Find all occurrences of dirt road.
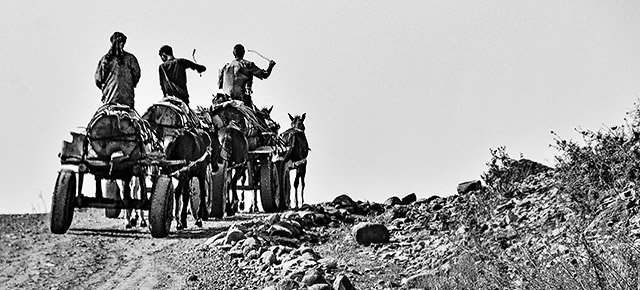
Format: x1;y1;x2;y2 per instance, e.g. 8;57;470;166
0;209;266;290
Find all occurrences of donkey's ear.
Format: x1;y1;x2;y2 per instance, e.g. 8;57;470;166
301;113;306;121
288;113;294;121
268;106;273;113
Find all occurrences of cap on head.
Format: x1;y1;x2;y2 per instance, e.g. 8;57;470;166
110;32;127;44
159;45;173;56
233;44;245;58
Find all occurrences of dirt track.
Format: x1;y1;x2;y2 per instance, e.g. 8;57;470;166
0;209;267;290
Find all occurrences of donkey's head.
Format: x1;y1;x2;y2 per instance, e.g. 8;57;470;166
288;113;306;131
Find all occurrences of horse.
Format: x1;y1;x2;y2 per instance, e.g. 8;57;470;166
280;113;309;209
142;99;218;229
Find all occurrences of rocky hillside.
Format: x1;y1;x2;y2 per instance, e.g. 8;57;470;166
191;150;640;289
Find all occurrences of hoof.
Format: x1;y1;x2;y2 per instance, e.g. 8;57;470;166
140;220;147;228
239;201;245;211
126;223;132;229
195;220;202;227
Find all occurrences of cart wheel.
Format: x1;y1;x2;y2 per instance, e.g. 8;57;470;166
50;169;76;234
105;180;121;218
260;160;279;213
210;161;228;219
149;175;173;238
189;176;200;221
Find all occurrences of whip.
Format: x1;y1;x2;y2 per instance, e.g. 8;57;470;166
247;49;272;63
192;49;201;77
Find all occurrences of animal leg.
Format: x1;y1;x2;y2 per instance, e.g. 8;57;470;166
299;165;307;206
175;181;184;230
137;176;148;227
181;185;189;229
294;172;300;209
195;175;207;227
95;178;103;199
252;188;259;213
239;171;246;211
123;179;137;228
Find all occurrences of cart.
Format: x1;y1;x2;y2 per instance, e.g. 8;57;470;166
209;143;287;217
51;106;187;238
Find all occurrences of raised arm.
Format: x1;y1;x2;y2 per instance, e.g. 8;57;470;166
250;60;276;80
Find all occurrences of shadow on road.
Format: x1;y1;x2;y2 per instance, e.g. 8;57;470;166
66;213;266;240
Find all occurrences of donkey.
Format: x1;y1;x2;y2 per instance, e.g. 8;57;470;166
143;100;218;229
203;103;250;216
165;128;216;229
280;113;309;208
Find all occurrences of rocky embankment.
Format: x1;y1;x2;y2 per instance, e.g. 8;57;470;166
193;158;640;289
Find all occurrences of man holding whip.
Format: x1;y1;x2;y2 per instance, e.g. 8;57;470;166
218;44;276;108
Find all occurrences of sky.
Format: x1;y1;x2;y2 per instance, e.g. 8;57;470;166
1;1;640;214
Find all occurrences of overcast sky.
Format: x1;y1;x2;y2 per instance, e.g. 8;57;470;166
1;1;640;214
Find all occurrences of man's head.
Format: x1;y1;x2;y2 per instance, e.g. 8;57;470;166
233;44;245;59
159;45;174;62
110;32;127;50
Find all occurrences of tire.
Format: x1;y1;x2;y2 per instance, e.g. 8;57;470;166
260;160;278;213
210;161;227;219
50;169;76;234
149;175;173;238
104;180;121;218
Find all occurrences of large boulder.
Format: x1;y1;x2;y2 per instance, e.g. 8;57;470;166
457;180;482;195
401;193;417;205
351;222;390;245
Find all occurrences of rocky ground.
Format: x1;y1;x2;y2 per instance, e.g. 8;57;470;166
3;158;640;289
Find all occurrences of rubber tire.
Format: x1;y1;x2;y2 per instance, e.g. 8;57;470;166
260;160;278;213
210;161;227;219
104;180;121;218
149;175;173;238
50;169;76;234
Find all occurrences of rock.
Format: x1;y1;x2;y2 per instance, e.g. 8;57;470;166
308;284;333;290
276;278;298;290
260;250;277;265
204;232;225;246
401;270;437;288
332;194;356;208
351;222;390;245
401;193;417;205
268;213;281;225
318;258;338;270
333;274;356;290
242;237;261;249
225;228;246;244
270;224;294;238
384;196;402;206
302;268;327;286
457;180;482;194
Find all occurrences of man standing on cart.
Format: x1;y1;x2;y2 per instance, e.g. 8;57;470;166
218;44;276;109
158;45;207;127
94;32;141;108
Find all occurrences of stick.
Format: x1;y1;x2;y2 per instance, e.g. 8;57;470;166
192;49;201;77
